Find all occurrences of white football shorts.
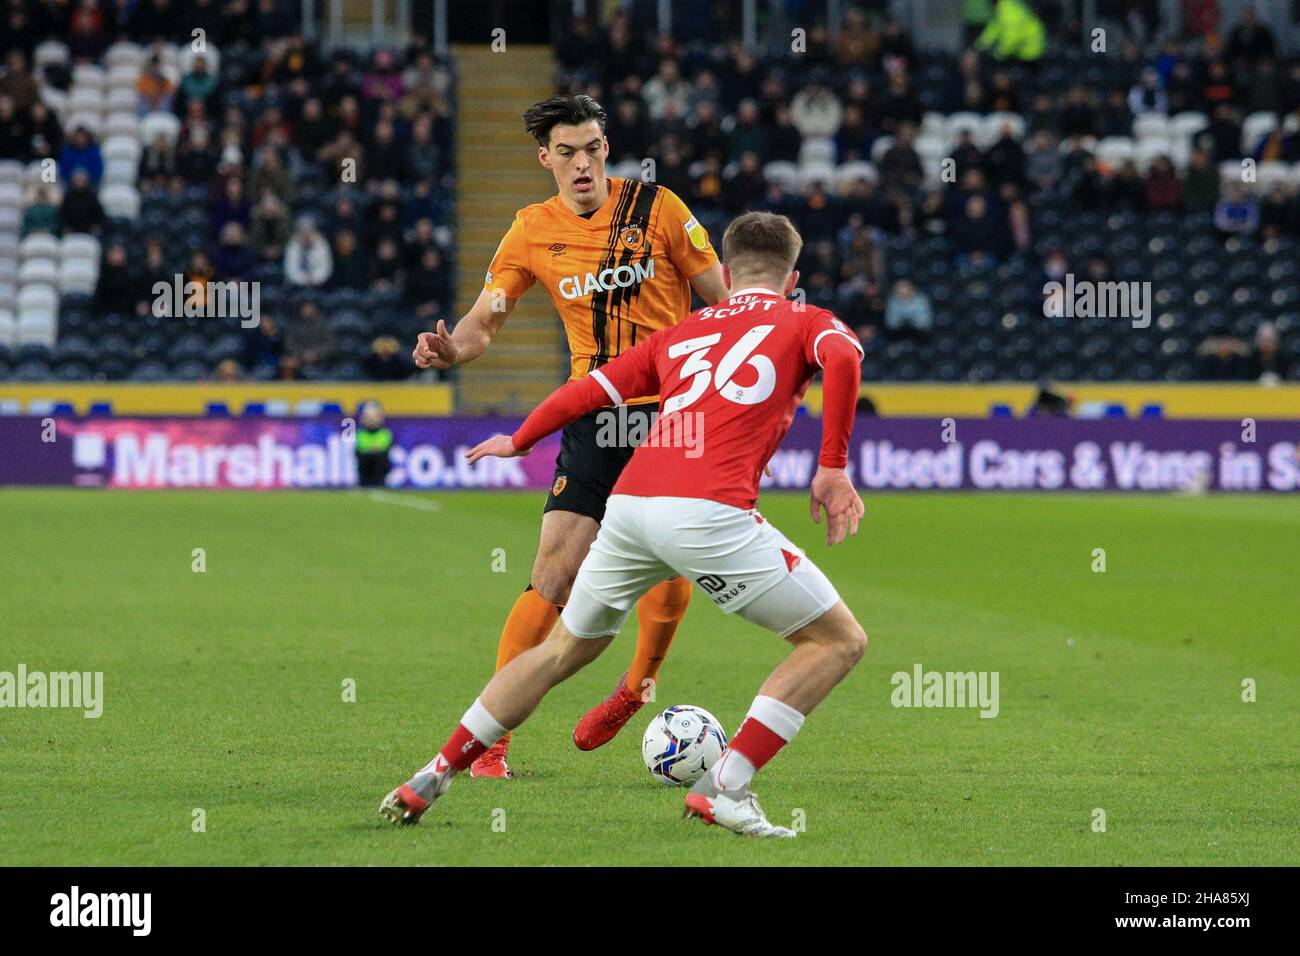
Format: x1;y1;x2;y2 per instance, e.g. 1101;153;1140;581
561;495;841;640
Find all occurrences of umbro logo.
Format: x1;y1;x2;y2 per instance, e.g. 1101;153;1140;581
549;243;567;256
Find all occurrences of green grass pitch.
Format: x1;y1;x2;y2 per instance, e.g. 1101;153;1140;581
1;488;1295;866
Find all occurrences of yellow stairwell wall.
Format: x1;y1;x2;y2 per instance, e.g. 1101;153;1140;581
452;44;565;414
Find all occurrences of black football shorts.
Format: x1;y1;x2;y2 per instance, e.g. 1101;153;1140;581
543;404;656;523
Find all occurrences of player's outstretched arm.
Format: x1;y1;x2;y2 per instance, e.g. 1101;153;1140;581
464;374;612;464
466;335;661;465
413;288;517;369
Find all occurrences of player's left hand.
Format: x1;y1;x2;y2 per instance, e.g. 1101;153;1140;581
465;434;527;464
809;466;864;547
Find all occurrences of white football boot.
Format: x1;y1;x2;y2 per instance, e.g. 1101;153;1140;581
378;769;453;826
683;774;797;838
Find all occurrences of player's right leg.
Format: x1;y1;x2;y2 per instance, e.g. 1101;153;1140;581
380;618;614;824
471;507;597;778
381;497;668;824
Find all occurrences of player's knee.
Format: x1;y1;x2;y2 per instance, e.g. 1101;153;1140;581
531;565;577;606
809;604;867;668
839;619;868;668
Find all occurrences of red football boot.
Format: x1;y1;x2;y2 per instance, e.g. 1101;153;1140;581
573;672;647;751
469;737;514;778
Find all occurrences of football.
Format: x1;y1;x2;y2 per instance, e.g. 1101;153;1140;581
641;705;729;787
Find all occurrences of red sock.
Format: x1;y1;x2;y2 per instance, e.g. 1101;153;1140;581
728;718;788;772
437;723;490;771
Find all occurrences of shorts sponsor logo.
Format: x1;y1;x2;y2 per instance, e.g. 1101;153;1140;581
696;573;727;593
696;573;746;605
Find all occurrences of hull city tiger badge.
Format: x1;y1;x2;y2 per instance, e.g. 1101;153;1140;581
619;224;644;251
552;475;568;496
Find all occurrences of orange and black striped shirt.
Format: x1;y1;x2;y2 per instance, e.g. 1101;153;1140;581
484;177;718;392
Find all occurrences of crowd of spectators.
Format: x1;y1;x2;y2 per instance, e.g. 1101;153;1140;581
1;0;456;381
4;1;1300;383
557;3;1300;381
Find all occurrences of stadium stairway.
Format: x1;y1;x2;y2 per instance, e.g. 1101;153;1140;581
453;44;566;415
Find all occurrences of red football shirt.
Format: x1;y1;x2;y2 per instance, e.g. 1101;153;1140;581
512;288;864;510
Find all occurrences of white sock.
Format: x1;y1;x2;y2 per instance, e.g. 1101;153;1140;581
461;697;509;745
747;695;805;740
709;748;758;790
708;696;806;790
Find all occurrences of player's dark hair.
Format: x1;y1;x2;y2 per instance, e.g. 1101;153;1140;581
722;212;803;279
523;94;607;147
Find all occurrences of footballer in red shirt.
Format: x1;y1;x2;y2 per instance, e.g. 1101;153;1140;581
382;213;868;838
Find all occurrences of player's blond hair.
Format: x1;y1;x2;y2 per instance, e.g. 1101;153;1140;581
722;212;803;283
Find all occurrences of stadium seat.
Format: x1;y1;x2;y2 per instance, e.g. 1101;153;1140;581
982;112;1026;146
105;42;145;70
799;137;836;166
34;40;70;72
17;312;57;348
106;66;141;92
1241;112;1278;155
1135;137;1174;172
797;160;835;190
140;112;182;146
58;260;98;296
100;184;141;220
833;161;877;190
19;259;59;285
63;111;102;137
103;112;140;140
72;64;106;90
1132;115;1170;140
944;112;983;148
1096;136;1136;167
67;87;103;114
61;234;101;264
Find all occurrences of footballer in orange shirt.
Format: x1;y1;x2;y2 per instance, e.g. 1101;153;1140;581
412;94;729;778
